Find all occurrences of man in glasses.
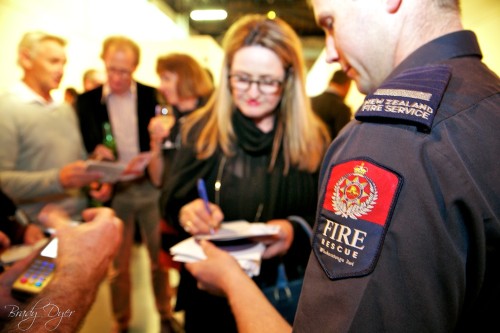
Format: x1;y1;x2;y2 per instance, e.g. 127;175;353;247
76;36;173;333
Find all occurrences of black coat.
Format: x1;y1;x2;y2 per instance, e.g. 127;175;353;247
76;82;158;155
160;110;318;332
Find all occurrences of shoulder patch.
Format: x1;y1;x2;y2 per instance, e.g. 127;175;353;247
355;64;451;132
313;159;403;280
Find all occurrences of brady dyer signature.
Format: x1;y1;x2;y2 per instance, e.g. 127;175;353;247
5;298;75;331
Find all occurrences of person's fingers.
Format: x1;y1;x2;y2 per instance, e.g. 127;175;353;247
179;200;216;234
0;232;10;249
81;207;114;222
199;239;219;254
181;220;196;234
1;250;39;285
262;242;283;259
207;203;224;230
37;204;71;229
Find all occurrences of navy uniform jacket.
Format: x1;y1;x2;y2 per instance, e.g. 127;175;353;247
294;31;500;332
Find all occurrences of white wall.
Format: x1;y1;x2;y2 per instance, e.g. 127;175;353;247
461;0;500;76
0;0;498;106
0;0;223;98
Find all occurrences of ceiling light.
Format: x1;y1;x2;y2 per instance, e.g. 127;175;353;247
190;9;228;21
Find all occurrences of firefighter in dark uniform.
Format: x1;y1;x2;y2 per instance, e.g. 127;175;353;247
183;0;500;332
295;31;500;332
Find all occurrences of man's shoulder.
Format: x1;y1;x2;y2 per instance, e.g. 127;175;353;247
444;57;499;101
0;92;15;111
312;91;344;104
428;56;499;126
0;90;24;107
78;86;103;101
312;92;350;117
136;81;157;96
367;58;497;129
135;82;159;107
136;81;154;89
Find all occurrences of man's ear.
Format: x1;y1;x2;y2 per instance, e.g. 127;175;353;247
18;49;33;70
385;0;402;13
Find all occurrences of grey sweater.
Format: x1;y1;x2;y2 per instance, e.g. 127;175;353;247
0;90;87;221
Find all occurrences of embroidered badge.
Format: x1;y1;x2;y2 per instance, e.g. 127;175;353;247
355;64;451;132
314;159;403;280
330;162;378;221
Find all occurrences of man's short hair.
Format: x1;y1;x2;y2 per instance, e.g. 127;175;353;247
17;31;66;65
100;35;140;66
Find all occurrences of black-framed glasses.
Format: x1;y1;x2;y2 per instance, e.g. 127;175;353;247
228;74;284;94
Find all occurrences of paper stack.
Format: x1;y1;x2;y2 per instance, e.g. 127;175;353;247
170;221;280;277
85;152;152;183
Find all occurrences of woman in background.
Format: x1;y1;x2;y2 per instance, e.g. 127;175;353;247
160;14;330;332
148;53;214;187
147;54;214;332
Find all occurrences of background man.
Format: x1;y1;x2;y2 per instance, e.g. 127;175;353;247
82;68;106;92
311;69;352;140
0;31;104;223
76;35;172;332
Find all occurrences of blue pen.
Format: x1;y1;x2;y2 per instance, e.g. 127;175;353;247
197;178;215;234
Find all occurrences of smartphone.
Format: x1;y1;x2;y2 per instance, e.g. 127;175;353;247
11;237;58;300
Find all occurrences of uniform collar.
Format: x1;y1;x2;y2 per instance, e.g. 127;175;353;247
389;30;482;79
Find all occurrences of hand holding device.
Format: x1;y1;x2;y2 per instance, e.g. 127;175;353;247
11;237;57;300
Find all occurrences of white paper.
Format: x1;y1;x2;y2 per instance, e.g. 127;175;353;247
0;238;49;264
194;220;280;241
170;220;278;277
171;238;265;277
86;160;126;183
85;152;152;183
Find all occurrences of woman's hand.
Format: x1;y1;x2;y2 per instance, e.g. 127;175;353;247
148;115;175;145
178;199;224;235
255;219;294;259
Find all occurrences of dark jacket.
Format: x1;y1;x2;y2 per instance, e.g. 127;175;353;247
0;189;28;245
76;82;158;155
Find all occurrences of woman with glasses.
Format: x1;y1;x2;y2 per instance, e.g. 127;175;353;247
160;14;330;332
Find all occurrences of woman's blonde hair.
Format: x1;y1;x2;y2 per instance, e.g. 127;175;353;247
183;14;330;173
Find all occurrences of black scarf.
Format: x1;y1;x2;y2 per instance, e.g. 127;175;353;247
232;110;275;156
